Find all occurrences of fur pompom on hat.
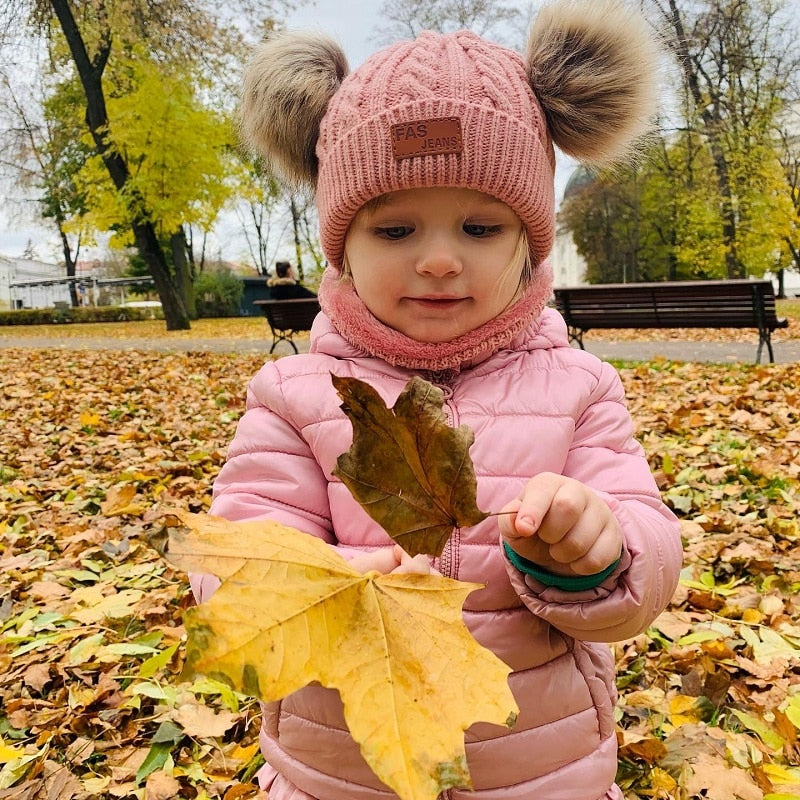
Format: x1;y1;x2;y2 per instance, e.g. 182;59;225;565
240;0;661;271
240;32;348;186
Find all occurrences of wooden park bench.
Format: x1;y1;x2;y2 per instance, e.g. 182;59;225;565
553;279;788;363
254;298;321;354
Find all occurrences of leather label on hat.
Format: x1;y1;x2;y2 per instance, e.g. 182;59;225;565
391;117;463;159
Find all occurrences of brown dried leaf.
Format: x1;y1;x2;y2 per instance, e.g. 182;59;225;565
332;375;488;557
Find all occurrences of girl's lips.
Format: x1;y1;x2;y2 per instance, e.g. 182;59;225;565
407;296;466;309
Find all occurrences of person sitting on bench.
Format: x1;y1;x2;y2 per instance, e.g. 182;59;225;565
267;261;317;300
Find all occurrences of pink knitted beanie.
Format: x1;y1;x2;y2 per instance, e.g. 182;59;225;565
315;30;555;270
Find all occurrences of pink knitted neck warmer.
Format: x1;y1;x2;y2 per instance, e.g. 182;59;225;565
317;262;553;373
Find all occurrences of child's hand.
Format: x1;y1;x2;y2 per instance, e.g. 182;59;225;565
499;473;622;578
350;544;434;575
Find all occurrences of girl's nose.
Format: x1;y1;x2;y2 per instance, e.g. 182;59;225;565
416;238;463;277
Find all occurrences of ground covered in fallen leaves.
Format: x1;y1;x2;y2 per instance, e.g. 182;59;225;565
1;341;799;800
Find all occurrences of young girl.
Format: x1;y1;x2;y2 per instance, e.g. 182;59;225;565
196;2;683;797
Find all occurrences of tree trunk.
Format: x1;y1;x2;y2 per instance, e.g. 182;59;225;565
290;195;304;280
171;229;196;318
713;154;742;279
59;227;80;306
785;238;800;276
775;268;785;299
131;222;189;325
49;0;190;330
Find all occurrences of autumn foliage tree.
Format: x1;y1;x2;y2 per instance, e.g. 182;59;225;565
637;135;726;281
0;0;294;329
72;52;241;319
656;0;799;280
558;165;649;284
49;0;193;328
559;0;800;285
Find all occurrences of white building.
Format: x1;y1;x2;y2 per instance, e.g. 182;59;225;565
551;223;587;287
551;167;591;288
0;254;70;310
767;269;800;297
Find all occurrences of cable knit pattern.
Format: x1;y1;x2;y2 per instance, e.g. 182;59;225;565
316;260;554;372
315;30;556;269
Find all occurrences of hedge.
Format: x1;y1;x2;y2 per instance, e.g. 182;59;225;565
0;306;164;326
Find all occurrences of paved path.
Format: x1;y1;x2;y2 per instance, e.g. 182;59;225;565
0;335;271;354
578;339;800;365
1;333;799;364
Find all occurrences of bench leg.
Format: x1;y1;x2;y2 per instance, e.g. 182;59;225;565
756;330;775;364
567;327;585;349
268;331;299;355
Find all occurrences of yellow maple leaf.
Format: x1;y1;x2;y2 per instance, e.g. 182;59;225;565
650;766;678;792
165;511;518;800
0;737;25;764
79;409;100;428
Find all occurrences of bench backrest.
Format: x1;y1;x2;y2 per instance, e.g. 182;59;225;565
254;298;321;332
554;279;782;330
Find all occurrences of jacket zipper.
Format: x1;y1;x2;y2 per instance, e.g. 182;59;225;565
429;374;458;580
429;377;461;800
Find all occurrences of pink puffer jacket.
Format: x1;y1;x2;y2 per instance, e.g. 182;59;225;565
198;306;682;800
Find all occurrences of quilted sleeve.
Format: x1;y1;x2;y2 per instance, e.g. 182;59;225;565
504;360;683;642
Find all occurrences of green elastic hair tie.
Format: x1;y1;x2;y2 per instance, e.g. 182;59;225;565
503;542;621;592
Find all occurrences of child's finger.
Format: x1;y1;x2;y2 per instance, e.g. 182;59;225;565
513;472;566;538
565;527;623;576
497;497;523;539
349;548;400;574
392;553;432;575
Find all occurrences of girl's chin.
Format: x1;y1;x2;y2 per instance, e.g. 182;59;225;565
394;324;470;343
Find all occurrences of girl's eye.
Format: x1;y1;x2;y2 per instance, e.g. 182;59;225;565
463;223;501;237
376;226;412;240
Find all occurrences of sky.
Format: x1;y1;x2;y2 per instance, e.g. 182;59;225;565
285;0;381;67
0;0;575;263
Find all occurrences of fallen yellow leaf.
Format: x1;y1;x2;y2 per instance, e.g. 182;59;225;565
740;625;800;664
685;751;762;800
70;587;144;624
174;701;240;738
79;409;100;428
741;608;764;624
0;739;25;764
669;694;705;727
650;766;678;792
623;687;667;710
762;762;800;784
